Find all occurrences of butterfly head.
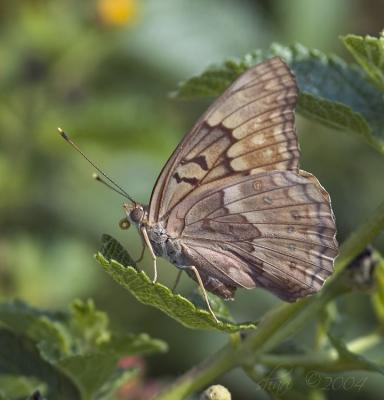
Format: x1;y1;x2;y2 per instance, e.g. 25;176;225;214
120;203;146;229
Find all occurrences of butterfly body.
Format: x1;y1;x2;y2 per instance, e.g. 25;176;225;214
125;203;239;299
121;57;338;308
147;221;239;299
146;221;184;265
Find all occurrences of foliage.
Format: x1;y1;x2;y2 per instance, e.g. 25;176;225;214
0;299;167;399
342;33;384;91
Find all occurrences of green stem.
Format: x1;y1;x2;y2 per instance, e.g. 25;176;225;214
257;332;382;371
347;331;382;353
154;200;384;400
153;344;240;400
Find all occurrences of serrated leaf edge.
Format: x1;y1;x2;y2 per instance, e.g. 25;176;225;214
96;253;257;333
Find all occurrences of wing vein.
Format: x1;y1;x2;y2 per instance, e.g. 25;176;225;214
229;137;297;160
221;86;297;124
215;200;325;215
227;243;314;288
183;234;338;251
242;241;332;270
230;69;295;95
187;182;302;224
231;121;294;147
230;102;296;131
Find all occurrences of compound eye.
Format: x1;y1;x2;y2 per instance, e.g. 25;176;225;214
119;218;131;230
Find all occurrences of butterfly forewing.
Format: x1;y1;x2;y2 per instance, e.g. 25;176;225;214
147;57;338;301
149;57;300;223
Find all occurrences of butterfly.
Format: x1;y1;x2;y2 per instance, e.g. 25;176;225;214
60;57;338;322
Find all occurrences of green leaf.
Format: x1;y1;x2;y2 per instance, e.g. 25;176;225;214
0;300;70;361
96;235;257;333
342;34;384;91
172;43;384;154
0;375;44;400
0;329;81;400
67;299;110;353
0;298;166;399
58;332;165;399
328;333;384;374
56;304;167;400
98;333;168;356
99;234;137;269
57;354;128;400
93;368;138;400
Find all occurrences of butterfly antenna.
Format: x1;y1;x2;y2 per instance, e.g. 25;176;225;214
92;173;132;199
58;127;135;204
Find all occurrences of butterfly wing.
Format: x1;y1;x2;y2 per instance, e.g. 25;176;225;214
148;57;299;224
167;171;338;301
147;57;337;300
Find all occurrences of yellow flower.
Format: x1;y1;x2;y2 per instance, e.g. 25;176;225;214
97;0;138;26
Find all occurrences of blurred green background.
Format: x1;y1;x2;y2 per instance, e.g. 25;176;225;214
1;0;384;398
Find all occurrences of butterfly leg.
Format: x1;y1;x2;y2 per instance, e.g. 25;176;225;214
186;266;219;324
135;234;146;264
171;270;183;293
140;226;158;283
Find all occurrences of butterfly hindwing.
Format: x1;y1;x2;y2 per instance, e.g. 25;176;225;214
168;171;337;300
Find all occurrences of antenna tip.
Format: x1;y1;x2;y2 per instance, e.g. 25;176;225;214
57;127;69;141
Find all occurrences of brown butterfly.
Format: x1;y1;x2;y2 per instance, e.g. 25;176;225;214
60;57;338;322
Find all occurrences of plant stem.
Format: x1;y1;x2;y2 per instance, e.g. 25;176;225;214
154;344;239;400
154;200;384;400
347;331;382;353
257;332;382;371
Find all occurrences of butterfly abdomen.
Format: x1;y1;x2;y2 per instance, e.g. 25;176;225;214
185;268;237;300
